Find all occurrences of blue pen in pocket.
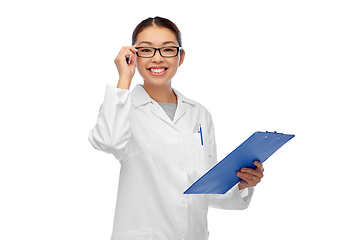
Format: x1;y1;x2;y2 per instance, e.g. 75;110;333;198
198;124;203;146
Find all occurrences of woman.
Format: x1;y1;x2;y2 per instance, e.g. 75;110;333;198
88;16;264;240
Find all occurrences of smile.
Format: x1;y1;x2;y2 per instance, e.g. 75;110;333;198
147;67;168;76
150;68;166;73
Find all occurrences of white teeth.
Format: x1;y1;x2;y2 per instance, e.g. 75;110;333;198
150;68;166;73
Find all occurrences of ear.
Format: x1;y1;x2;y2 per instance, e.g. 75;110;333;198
178;49;185;67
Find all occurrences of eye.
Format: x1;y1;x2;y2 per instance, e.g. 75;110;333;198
139;48;153;53
163;47;176;52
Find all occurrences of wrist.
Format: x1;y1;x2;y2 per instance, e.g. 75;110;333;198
117;78;131;90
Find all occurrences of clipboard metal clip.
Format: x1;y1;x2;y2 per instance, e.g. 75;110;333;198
265;131;283;139
266;131;282;134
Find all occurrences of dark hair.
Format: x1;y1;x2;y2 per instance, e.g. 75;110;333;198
132;16;182;49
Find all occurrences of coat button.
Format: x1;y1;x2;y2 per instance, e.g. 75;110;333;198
179;198;187;205
177;164;185;171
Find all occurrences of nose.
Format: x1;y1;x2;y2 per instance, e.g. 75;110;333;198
151;49;163;62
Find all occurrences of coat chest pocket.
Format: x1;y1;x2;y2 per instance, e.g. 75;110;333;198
192;132;210;173
111;228;153;240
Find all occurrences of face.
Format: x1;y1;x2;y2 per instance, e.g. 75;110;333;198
135;26;185;87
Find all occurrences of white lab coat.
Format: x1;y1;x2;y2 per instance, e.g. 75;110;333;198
88;84;254;240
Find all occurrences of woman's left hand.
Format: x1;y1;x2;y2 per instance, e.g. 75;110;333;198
236;161;264;190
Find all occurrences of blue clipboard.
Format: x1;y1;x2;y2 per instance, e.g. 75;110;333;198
184;131;295;194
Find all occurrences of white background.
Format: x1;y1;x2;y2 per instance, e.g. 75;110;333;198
1;0;359;239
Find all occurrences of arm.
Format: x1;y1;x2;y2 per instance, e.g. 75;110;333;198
88;45;138;161
88;85;131;161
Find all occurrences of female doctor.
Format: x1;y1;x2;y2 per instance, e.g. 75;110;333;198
88;16;264;240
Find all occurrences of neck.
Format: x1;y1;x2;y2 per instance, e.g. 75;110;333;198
142;81;177;104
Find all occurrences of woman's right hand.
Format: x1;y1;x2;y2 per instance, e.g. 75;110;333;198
114;45;138;88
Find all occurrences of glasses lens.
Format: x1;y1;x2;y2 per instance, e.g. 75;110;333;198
160;47;178;57
137;48;154;57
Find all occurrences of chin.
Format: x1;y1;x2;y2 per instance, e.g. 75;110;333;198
140;70;176;87
143;78;173;87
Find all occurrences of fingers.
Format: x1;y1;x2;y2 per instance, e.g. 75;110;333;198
241;163;264;178
127;44;138;64
130;44;138;52
254;160;264;173
114;45;139;79
114;44;138;65
236;171;261;185
236;161;264;186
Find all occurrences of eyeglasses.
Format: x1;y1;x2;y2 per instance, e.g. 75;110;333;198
135;46;182;58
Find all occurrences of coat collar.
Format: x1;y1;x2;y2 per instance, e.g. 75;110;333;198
131;84;195;107
131;84;154;108
131;84;195;125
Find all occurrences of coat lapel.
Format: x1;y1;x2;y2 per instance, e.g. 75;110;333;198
131;84;195;127
173;100;185;124
173;88;195;124
151;102;175;126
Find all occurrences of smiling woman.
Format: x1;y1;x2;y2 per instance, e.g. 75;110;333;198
88;16;259;240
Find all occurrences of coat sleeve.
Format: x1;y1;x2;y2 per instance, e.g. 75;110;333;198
88;84;131;161
207;114;254;210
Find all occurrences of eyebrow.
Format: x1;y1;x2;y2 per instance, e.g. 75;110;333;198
138;41;177;46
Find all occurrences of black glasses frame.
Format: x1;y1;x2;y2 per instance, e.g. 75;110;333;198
135;46;183;58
